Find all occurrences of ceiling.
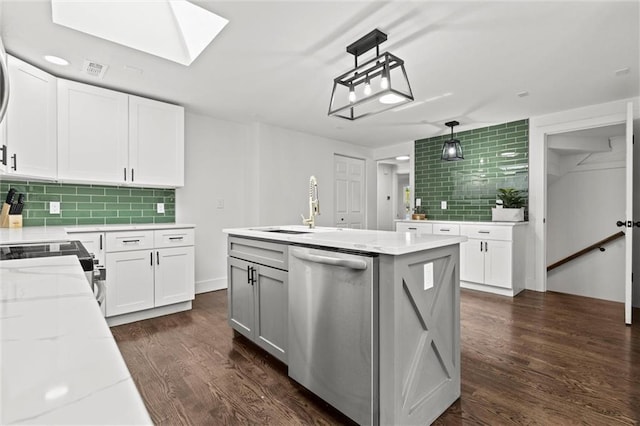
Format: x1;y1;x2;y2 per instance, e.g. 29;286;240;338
1;1;638;148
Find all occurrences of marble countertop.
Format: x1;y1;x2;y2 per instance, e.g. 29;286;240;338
0;223;195;244
0;255;151;425
223;225;466;255
395;219;528;226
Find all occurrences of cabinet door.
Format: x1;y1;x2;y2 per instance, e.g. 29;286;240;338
460;239;485;283
105;250;154;317
73;232;106;265
129;95;184;187
255;264;288;363
228;256;254;339
58;79;128;184
154;246;194;307
484;240;513;288
5;55;57;179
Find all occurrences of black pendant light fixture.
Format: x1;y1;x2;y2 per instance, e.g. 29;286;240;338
328;29;414;120
441;120;464;161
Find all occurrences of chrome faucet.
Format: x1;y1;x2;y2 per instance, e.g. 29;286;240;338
301;175;320;228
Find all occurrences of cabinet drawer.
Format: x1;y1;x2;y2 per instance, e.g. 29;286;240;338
432;223;460;235
154;228;194;248
396;222;433;234
461;224;512;241
106;230;154;252
228;236;288;271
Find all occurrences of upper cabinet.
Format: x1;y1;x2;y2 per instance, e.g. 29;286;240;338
57;79;184;187
1;55;57;180
57;79;129;184
129;95;184;187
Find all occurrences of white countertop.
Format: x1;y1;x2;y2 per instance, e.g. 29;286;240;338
0;256;151;425
395;219;528;226
223;225;466;255
0;223;195;244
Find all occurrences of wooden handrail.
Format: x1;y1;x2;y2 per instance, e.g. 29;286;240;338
547;231;625;272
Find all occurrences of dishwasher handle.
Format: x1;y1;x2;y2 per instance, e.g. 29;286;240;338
291;250;368;270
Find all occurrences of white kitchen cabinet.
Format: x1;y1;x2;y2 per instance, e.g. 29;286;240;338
57;79;129;184
106;250;155;316
103;228;195;319
459;223;525;296
73;231;106;265
154;246;194;307
2;55;57;179
129;95;184;187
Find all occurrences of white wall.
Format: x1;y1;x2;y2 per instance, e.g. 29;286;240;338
253;123;376;228
177;116;376;293
176;112;255;293
547;166;625;302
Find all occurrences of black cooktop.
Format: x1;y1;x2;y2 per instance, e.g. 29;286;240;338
0;240;94;271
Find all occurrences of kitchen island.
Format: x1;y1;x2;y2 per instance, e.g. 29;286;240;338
224;225;466;425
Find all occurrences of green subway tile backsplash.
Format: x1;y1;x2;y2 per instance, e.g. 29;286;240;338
414;119;528;221
0;179;175;227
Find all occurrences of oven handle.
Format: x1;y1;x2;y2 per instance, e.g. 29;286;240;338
291;250;367;270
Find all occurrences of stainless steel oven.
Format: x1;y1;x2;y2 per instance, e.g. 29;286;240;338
0;240;106;313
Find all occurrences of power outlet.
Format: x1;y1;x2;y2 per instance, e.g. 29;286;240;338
441;201;447;210
49;201;60;214
157;203;165;214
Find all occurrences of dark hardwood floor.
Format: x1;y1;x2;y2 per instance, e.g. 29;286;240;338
112;289;640;425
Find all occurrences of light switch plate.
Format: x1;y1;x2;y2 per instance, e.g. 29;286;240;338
423;262;434;290
157;203;165;214
441;201;447;209
49;201;60;214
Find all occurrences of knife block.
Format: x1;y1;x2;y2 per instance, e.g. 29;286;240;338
0;203;21;228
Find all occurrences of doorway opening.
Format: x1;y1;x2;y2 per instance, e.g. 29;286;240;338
545;124;626;303
376;156;410;231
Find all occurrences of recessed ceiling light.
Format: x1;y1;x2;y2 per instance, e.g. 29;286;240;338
395;155;410;161
516;91;529;98
44;55;69;66
379;94;406;104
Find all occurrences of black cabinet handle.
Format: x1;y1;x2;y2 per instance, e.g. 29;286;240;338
11;153;16;171
247;265;252;284
99;234;103;250
478;230;490;234
132;168;135;182
150;252;153;266
251;266;257;285
122;239;140;243
169;236;184;240
480;241;483;252
0;145;6;166
485;242;488;252
156;251;159;265
408;227;417;230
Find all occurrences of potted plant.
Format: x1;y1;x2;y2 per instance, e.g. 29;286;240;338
492;188;526;222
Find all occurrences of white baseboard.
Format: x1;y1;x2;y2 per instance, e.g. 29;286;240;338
106;301;192;327
196;277;227;294
461;281;523;297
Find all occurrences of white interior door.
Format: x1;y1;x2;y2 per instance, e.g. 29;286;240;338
334;155;365;228
625;101;633;325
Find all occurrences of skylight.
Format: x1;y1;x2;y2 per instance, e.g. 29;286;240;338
51;0;228;66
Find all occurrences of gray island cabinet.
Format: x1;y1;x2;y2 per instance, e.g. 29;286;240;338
224;226;466;425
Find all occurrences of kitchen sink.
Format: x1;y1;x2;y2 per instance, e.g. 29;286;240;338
261;229;311;234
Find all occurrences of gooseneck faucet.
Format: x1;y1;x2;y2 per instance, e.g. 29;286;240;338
301;175;320;228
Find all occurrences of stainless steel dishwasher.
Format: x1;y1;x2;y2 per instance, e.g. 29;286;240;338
288;245;378;426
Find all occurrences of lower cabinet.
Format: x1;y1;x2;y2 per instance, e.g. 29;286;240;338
155;246;195;307
228;238;288;363
106;250;155;316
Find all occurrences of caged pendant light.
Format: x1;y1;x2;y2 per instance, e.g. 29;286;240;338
328;29;414;120
441;120;464;161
